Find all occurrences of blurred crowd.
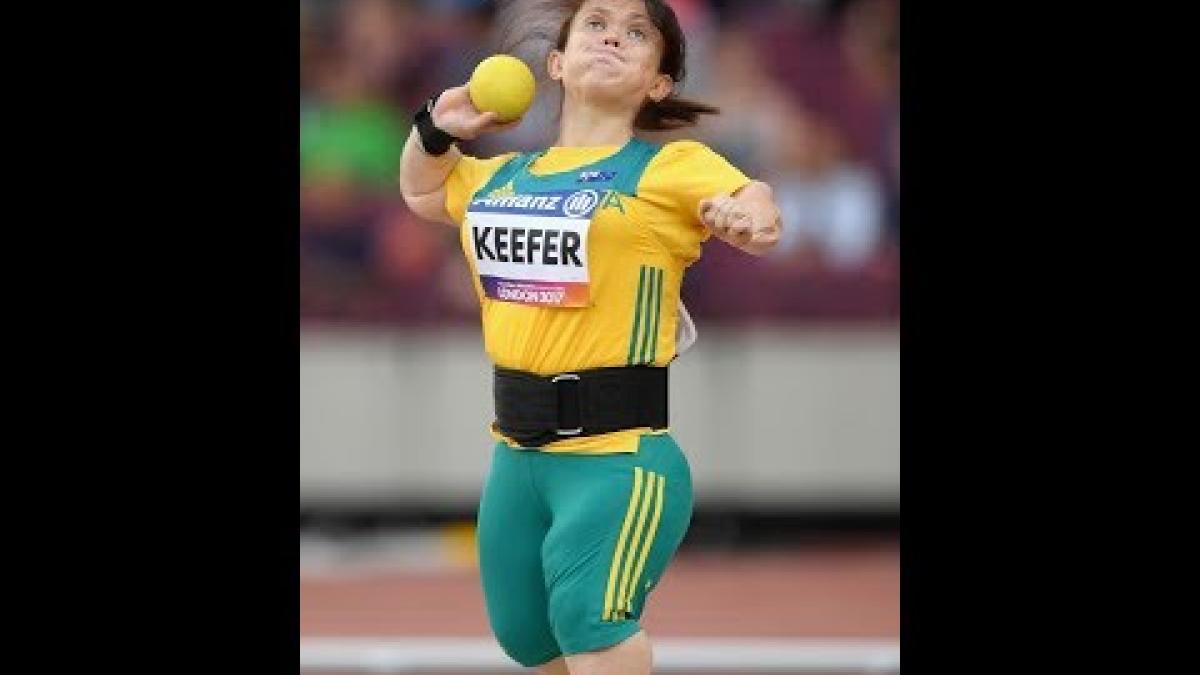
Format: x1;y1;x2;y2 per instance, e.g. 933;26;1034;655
300;0;900;324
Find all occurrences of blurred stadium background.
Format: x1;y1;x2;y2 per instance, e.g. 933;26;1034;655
299;0;899;671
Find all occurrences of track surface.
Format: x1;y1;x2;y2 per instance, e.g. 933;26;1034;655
301;541;899;638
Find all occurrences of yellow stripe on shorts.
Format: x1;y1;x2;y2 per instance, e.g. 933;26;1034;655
624;473;666;615
615;470;658;619
603;467;645;622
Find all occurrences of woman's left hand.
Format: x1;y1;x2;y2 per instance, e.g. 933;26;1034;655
699;194;756;246
698;182;781;256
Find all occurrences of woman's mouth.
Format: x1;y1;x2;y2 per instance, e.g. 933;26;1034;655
589;50;624;65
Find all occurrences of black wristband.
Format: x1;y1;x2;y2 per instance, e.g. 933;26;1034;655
413;93;459;156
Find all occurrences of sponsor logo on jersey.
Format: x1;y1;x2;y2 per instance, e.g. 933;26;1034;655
471;193;564;211
577;170;617;183
563;189;601;219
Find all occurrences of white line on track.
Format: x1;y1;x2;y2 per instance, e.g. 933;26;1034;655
300;637;900;672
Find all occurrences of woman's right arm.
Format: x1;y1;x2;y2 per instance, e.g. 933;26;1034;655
399;84;518;228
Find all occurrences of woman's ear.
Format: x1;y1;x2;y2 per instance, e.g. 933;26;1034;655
547;49;564;81
648;74;673;103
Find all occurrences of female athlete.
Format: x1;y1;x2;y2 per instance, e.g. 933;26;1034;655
399;1;782;673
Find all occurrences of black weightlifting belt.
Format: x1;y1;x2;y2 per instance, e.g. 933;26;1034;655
493;366;668;448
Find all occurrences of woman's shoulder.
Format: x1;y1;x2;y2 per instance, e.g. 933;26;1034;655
641;139;736;180
644;138;734;170
455;150;524;178
652;138;718;158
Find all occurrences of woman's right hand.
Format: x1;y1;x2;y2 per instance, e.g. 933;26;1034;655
431;84;521;141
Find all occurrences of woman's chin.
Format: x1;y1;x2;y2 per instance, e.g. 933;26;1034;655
574;75;637;103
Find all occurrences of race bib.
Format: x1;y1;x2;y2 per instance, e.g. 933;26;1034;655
466;188;603;308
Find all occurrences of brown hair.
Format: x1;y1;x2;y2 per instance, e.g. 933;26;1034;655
499;0;719;131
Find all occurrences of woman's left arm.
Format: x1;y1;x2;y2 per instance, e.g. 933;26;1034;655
698;180;783;257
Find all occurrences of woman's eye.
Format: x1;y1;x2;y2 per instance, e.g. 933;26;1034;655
628;27;647;41
586;19;604;30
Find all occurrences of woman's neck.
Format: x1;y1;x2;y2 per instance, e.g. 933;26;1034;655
554;90;637;148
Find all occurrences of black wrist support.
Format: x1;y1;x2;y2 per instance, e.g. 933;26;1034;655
413;93;459;156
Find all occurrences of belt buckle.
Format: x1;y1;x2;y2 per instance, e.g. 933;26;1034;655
551;373;582;436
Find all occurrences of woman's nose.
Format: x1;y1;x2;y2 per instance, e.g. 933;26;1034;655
603;35;621;48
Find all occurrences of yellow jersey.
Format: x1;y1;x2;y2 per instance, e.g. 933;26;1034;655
445;138;750;453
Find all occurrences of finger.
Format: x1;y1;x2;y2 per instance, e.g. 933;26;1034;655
466;111;503;135
712;200;736;230
751;225;779;245
435;85;470;113
715;204;734;227
490;117;523;133
729;214;748;241
709;209;727;233
715;201;736;231
699;194;730;224
724;210;752;240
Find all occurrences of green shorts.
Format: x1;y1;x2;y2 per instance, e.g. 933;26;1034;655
476;433;694;667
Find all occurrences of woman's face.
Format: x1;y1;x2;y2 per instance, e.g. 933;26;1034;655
549;0;673;109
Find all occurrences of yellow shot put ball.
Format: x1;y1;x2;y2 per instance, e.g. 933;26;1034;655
468;55;536;123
